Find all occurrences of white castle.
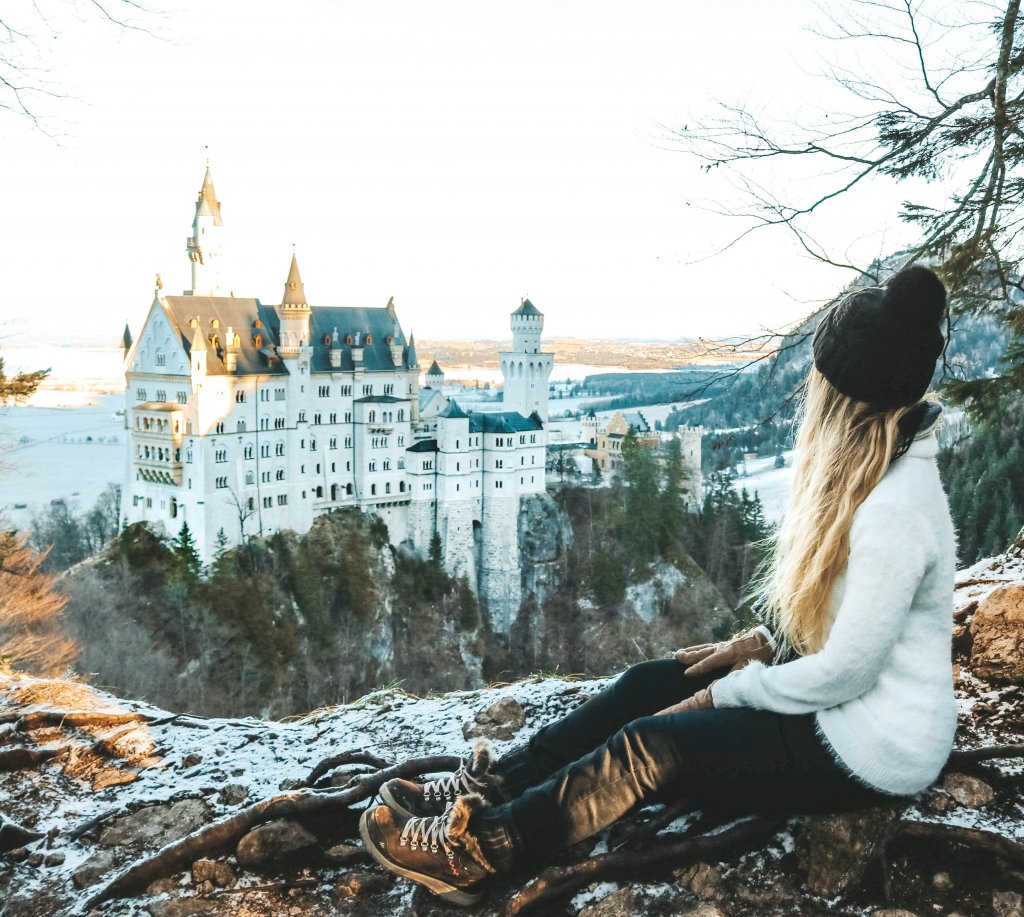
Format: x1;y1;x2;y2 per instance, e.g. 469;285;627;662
122;168;554;632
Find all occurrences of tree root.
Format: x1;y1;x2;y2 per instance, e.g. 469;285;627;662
890;820;1024;866
0;745;60;772
503;815;786;917
81;753;461;910
946;743;1024;766
304;750;392;787
13;710;151;733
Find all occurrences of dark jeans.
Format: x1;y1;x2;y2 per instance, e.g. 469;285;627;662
477;659;895;864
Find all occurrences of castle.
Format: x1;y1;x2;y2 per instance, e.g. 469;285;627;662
122;168;554;632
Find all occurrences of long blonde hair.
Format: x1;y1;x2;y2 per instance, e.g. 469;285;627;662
744;366;941;657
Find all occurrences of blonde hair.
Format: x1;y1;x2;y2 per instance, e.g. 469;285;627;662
744;366;941;657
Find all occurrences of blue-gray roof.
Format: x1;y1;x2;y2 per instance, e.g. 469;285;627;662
407;438;438;453
438;399;469;419
513;298;541;317
469;411;543;434
355;394;405;404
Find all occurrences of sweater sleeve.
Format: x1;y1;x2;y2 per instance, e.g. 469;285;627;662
712;502;934;714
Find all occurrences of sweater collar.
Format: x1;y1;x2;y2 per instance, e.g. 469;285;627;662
899;401;942;460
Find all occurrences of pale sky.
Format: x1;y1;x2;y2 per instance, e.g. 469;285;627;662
2;0;949;345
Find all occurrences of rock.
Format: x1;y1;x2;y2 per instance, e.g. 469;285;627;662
970;584;1024;683
334;870;392;897
99;798;212;849
43;852;65;866
462;696;526;741
323;843;365;866
192;857;235;887
147;899;217;917
994;890;1024;917
681;907;728;917
181;753;203;769
675;862;720;898
6;847;29;863
217;784;249;807
578;888;635;917
27;852;44;866
0;817;43;852
235;819;317;868
73;849;118;888
932;871;953;890
942;773;995;807
146;877;179;896
796;807;899;896
871;911;921;916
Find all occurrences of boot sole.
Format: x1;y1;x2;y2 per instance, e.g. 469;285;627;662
358;808;485;907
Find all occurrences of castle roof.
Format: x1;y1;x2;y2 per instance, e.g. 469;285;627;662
469;411;543;434
513;298;541;317
438;399;469;419
407;333;418;367
195;167;223;226
354;394;405;404
426;360;443;376
407;438;438;453
281;253;308;309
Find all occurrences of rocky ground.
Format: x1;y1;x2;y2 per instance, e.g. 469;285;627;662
1;541;1022;917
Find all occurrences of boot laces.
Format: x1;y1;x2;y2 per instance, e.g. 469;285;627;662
421;761;485;804
399;803;457;859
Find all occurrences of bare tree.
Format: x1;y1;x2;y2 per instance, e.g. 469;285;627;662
677;0;1024;420
0;1;156;126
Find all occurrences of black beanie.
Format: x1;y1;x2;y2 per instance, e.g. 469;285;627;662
811;264;947;410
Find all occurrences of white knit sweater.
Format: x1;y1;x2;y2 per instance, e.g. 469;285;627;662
712;425;958;796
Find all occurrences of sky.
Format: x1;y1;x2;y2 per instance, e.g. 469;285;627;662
1;0;951;346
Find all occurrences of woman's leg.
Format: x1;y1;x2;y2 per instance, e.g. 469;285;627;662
477;707;892;867
493;658;718;798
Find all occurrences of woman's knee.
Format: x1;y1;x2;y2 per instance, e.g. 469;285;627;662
612;658;681;699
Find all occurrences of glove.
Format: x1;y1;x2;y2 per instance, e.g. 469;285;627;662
674;627;774;678
656;682;716;716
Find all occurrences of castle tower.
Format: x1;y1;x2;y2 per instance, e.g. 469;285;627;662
499;298;554;421
185;166;225;296
276;252;312;360
424;359;444;389
407;333;421;422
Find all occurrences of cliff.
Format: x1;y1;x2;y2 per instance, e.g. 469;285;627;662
2;534;1022;917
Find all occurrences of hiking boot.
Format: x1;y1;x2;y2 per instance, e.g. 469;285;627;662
380;740;506;819
359;793;496;906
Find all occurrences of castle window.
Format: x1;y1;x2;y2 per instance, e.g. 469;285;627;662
310;439;317;451
399;480;405;493
215;421;225;434
520;435;525;444
156;389;167;402
244;445;254;460
329;413;337;424
456;461;460;471
456;483;460;492
263;496;273;508
370;484;377;495
277;494;287;506
215;449;227;463
247;497;255;511
276;469;285;480
245;471;254;485
329;437;337;450
368;411;376;423
423;460;433;471
495;480;503;489
314;413;322;424
136;388;147;401
363;384;372;396
344;436;352;448
397;435;404;446
186;449;193;463
340;385;352;396
495;459;503;469
276;442;285;456
397;409;404;422
384;384;394;395
235;390;246;403
385;482;391;494
346;483;353;495
262;471;271;483
177;391;188;405
260;389;270;402
236;420;245;432
318;385;330;397
156;351;166;367
384;460;391;471
215;476;228;489
260;418;269;431
316;486;323;498
344;411;352;422
298;410;306;422
261;444;270;458
274;417;285;429
369;461;377;472
275;388;286;400
530;434;536;443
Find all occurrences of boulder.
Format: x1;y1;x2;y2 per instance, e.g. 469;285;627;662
192;857;235;887
235;819;317;868
993;890;1023;917
796;807;899;896
99;798;211;849
72;849;118;889
941;773;995;808
969;584;1024;683
578;888;636;917
675;862;721;898
216;784;249;807
463;696;526;741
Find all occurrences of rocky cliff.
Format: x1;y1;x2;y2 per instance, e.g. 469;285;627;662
2;534;1022;917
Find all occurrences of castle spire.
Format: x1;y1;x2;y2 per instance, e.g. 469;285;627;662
281;251;308;309
196;166;223;225
186;165;225;295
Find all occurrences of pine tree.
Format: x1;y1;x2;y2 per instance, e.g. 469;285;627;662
173;522;202;579
620;428;660;567
213;528;230;560
658;437;688;554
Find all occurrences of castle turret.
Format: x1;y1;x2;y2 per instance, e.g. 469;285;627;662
276;252;312;360
425;359;444;389
407;333;420;422
190;321;207;378
500;298;554;421
185;166;225;296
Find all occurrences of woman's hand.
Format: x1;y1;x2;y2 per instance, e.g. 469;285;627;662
674;628;773;677
656;682;716;716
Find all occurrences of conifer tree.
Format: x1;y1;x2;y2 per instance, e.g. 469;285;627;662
173;522;202;579
658;437;688;554
620;428;660;567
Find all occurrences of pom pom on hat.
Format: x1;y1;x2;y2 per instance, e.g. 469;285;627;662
812;264;947;410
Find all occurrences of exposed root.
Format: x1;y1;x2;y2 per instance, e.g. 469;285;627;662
503;815;786;916
946;743;1024;766
0;745;61;771
14;710;151;732
81;754;461;910
304;749;392;787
